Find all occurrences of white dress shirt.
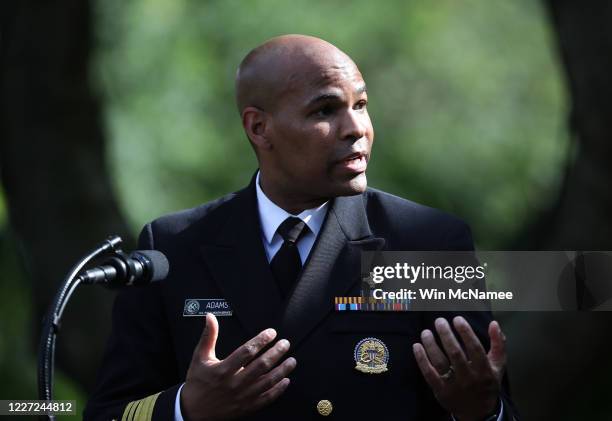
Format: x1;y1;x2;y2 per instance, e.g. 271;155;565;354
254;171;328;264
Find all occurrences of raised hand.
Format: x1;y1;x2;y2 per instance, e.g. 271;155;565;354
181;313;296;420
413;316;506;421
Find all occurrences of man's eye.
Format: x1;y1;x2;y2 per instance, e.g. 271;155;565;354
354;100;368;110
314;106;335;118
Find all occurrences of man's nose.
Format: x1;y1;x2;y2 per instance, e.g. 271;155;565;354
341;109;367;141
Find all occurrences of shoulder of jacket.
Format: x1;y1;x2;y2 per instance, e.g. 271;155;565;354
363;187;468;228
145;189;240;236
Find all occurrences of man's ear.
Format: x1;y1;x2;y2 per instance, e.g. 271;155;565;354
242;106;272;151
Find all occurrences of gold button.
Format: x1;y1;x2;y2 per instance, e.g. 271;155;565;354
317;400;333;416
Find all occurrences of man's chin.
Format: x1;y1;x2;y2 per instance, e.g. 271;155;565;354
334;172;368;197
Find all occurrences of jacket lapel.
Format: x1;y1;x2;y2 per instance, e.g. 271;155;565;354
280;194;385;347
200;175;282;337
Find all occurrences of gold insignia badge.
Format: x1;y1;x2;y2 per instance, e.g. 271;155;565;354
354;337;389;374
316;400;333;416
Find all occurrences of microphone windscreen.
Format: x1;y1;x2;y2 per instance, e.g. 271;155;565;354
131;250;170;282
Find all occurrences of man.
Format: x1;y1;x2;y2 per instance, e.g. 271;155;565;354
85;35;518;420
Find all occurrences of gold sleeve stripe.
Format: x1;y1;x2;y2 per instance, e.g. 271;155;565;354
133;398;148;420
121;400;138;421
145;392;160;419
134;392;155;420
121;392;161;421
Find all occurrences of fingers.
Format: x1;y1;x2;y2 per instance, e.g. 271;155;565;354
248;356;297;397
434;318;470;375
193;313;219;363
251;378;291;411
420;329;449;374
222;328;278;374
452;316;488;370
487;320;507;371
238;338;292;383
412;343;444;391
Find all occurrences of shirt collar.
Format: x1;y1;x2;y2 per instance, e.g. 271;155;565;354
255;171;329;244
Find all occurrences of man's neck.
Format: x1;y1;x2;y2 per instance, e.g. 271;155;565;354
258;172;327;214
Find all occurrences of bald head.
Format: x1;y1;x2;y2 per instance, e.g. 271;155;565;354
235;35;359;113
235;35;373;213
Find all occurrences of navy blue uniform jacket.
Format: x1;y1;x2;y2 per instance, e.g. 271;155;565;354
85;176;518;420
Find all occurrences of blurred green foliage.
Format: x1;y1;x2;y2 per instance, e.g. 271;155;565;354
0;0;566;417
93;0;566;248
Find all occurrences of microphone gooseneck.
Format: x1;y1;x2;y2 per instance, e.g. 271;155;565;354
37;236;169;420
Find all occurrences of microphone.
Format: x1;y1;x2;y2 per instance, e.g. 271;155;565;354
78;250;169;287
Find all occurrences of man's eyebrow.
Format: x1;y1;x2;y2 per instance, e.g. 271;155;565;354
306;84;368;108
306;93;341;107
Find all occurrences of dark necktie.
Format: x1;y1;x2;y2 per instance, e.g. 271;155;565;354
270;216;310;298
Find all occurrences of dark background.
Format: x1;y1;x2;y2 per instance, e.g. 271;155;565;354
2;0;612;419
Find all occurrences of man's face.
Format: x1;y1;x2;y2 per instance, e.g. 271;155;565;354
265;57;374;201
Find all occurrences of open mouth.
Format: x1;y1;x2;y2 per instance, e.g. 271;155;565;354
338;152;368;173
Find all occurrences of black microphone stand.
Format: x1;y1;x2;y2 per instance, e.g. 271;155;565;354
37;236;123;421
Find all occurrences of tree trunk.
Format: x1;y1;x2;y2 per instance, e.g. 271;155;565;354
537;1;612;251
0;0;133;392
509;1;612;419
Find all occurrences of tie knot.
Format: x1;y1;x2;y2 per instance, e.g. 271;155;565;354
277;216;309;243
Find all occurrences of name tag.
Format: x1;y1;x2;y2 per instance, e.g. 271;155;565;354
183;298;233;317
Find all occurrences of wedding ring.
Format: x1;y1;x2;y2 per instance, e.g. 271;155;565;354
440;366;454;381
